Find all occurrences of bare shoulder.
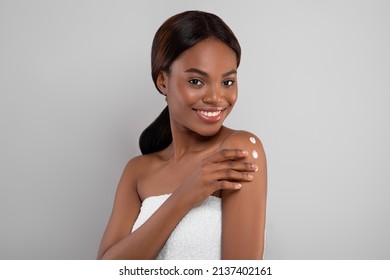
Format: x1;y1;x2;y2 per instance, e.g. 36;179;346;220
220;129;267;197
124;152;161;178
122;151;168;198
221;129;266;161
121;155;142;182
117;154;150;194
220;129;267;259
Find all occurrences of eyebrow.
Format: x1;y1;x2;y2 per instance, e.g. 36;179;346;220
184;68;237;78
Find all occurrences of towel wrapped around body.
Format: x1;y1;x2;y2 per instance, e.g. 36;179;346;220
131;194;222;260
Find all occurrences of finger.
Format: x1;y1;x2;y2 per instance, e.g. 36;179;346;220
215;180;243;190
211;169;254;182
205;149;249;163
217;161;258;172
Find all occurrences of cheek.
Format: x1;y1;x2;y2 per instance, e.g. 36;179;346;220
170;80;202;104
227;88;238;105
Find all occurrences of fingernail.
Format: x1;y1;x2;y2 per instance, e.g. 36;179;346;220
252;164;259;171
247;174;254;180
241;150;248;156
235;183;242;188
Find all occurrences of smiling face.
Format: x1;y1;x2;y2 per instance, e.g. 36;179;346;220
157;38;238;137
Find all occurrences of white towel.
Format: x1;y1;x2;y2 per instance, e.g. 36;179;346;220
131;194;222;260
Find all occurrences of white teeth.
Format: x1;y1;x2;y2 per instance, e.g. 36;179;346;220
198;110;221;117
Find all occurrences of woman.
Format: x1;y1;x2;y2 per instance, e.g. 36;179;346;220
97;10;267;260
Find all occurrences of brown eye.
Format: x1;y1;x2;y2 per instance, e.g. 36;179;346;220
223;80;235;86
189;79;203;86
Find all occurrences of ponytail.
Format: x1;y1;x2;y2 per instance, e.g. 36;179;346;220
139;106;172;155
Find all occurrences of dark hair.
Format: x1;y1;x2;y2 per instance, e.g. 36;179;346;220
139;10;241;155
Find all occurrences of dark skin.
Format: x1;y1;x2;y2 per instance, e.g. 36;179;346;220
97;39;267;259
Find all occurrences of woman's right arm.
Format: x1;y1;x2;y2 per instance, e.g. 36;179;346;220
97;149;256;259
97;157;191;260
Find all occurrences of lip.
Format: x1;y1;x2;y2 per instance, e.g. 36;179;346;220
193;107;227;123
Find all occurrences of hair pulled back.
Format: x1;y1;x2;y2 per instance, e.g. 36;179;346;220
139;10;241;155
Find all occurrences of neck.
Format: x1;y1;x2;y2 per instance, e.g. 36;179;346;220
167;125;224;161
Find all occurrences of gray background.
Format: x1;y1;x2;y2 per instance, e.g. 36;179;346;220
1;0;389;259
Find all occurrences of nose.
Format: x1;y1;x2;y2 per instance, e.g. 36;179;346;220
202;84;223;105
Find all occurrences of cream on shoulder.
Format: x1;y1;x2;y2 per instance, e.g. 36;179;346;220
248;136;259;159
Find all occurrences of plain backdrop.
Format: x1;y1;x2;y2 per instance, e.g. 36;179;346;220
1;0;389;259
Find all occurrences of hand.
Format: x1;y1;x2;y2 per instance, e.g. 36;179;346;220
175;149;258;208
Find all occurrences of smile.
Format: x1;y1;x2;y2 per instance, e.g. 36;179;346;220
198;110;222;117
193;108;226;122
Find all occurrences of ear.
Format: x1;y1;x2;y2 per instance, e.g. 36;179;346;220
156;71;168;95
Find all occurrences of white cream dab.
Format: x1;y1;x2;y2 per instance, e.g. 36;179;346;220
252;150;258;159
249;136;256;144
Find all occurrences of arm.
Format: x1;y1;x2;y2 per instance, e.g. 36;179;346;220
97;157;190;260
221;131;267;259
97;149;256;260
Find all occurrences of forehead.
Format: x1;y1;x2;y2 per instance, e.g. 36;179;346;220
170;39;237;74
